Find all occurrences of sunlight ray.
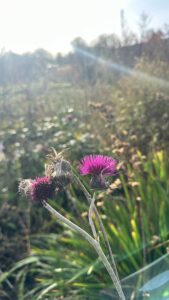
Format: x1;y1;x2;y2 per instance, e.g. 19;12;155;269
74;46;169;89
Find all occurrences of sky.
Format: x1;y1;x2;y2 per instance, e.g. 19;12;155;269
0;0;169;54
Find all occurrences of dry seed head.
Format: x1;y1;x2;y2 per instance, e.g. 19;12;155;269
45;163;55;178
46;147;72;188
46;147;64;163
52;159;72;189
18;179;33;198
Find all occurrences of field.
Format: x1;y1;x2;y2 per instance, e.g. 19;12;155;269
0;41;169;299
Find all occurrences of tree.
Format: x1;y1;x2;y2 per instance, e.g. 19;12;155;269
120;9;138;46
138;12;152;42
71;37;87;50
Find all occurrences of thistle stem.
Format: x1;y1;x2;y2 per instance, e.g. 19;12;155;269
73;174;120;281
88;192;98;240
42;200;125;300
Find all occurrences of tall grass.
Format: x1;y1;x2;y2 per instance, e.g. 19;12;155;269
1;151;169;299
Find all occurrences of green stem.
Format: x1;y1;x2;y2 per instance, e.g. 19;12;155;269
42;200;125;300
73;174;120;281
89;192;98;240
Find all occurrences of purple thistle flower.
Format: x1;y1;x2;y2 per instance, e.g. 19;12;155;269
79;155;118;190
31;176;55;202
79;155;118;176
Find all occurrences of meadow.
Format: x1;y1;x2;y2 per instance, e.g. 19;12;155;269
0;38;169;299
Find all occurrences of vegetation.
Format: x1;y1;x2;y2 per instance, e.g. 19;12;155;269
0;21;169;299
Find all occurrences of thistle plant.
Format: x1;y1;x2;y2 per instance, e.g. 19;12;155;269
19;148;126;300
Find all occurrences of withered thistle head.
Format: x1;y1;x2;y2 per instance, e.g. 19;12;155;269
19;148;72;203
46;148;64;164
19;179;33;199
46;148;72;189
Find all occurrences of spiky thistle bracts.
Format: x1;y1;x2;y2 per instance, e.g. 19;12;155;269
31;176;55;202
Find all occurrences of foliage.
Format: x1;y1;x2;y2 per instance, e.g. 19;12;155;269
0;151;169;299
1;27;169;299
0;107;101;270
87;57;169;154
115;58;169;153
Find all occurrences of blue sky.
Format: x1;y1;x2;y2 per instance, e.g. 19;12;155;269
127;0;169;29
0;0;168;54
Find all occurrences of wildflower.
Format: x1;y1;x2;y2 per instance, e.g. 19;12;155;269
79;155;118;189
31;176;55;202
19;176;55;202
